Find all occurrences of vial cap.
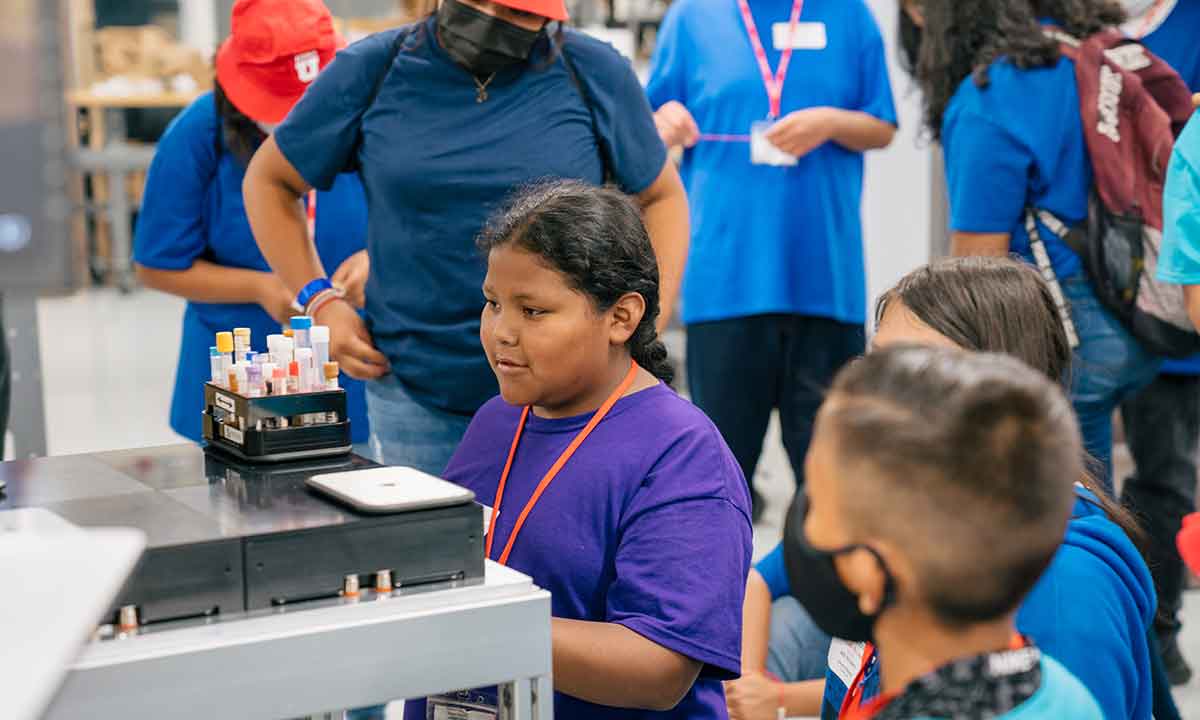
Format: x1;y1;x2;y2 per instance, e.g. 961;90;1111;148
290;316;313;330
215;332;234;353
289;361;300;375
324;361;339;378
233;327;251;338
210;346;220;357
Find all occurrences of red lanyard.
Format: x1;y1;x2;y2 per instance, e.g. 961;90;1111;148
841;635;1029;720
485;360;640;566
736;0;804;119
306;190;317;240
838;642;877;719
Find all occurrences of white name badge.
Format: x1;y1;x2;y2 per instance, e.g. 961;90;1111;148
774;21;827;50
828;638;868;689
750;120;798;167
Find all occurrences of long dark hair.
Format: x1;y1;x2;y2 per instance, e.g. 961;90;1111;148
899;0;1125;138
477;180;674;385
212;78;266;167
877;256;1148;552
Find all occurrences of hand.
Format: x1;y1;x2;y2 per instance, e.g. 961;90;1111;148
654;101;701;149
765;107;838;159
313;297;390;380
1193;92;1199;109
724;672;781;720
331;250;370;309
257;273;300;325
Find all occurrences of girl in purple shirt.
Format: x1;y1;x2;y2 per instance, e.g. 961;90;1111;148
419;180;753;719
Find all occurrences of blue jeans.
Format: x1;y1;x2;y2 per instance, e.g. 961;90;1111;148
366;375;474;476
767;597;833;682
1063;277;1161;490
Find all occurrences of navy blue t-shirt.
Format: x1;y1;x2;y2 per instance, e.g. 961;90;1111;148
274;20;667;415
646;0;897;325
1138;0;1200;375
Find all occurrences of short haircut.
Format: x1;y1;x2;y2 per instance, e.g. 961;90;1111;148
824;345;1081;625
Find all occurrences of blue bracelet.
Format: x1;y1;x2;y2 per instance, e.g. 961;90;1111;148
296;277;334;310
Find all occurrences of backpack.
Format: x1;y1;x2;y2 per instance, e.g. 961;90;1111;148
1029;28;1198;357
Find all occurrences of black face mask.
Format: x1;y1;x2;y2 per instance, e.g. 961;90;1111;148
437;0;543;77
782;491;895;643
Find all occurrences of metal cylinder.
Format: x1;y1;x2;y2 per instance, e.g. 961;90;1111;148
374;569;393;594
117;605;138;631
343;574;360;597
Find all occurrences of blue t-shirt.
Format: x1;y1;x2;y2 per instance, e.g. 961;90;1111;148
274;21;667;416
754;541;789;600
820;489;1155;720
1159;113;1200;286
943;56;1090;280
134;93;370;443
1140;1;1200;374
645;0;897;326
433;383;753;719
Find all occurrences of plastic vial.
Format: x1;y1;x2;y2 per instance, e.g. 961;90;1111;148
246;365;263;398
311;325;330;372
215;331;234;378
295;348;314;393
287;361;300;395
209;346;223;386
290;316;312;350
233;327;251;359
272;367;288;396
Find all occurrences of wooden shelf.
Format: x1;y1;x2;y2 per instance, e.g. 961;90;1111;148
65;89;200;109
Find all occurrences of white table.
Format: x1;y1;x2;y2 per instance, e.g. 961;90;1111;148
45;561;554;720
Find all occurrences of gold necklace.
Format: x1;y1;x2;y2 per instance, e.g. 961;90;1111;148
474;73;497;103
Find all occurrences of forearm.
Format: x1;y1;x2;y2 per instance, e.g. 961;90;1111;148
639;164;689;332
135;260;267;305
741;571;773;672
552;618;701;711
1185;285;1200;331
824;109;896;152
243;136;327;296
783;679;825;716
951;231;1011;257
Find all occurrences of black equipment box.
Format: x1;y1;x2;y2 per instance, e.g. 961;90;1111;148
0;445;485;627
202;382;351;462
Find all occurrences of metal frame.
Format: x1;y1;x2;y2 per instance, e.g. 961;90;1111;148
46;562;553;720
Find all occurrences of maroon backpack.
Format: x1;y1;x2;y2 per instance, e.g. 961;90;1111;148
1028;28;1197;357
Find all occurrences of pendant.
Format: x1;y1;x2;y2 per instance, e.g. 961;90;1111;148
476;87;488;103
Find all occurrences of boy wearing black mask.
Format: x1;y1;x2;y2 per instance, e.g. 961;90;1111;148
788;346;1101;719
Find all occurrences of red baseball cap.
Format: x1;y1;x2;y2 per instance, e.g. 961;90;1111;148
492;0;569;23
215;0;343;124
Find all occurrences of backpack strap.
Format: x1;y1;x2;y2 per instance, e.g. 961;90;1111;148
558;36;617;185
1025;207;1082;350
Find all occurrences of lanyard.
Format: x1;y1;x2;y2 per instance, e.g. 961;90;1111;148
485;360;640;566
840;635;1029;720
838;642;877;719
736;0;804;119
305;190;317;240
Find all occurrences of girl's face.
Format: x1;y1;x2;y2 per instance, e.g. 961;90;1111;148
871;300;960;352
481;244;638;418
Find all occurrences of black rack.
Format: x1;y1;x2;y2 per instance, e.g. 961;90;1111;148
202;382;351;462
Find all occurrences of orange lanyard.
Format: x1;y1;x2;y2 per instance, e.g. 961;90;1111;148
485;360;639;566
838;642;877;719
306;190;317;240
841;635;1029;720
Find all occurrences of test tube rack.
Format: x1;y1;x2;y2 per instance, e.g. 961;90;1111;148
202;382;351;463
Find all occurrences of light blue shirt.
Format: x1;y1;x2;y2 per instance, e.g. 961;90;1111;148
1158;112;1200;286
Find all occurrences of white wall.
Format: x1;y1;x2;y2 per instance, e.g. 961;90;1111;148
861;0;933;324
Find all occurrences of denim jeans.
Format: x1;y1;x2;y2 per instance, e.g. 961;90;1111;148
366;374;474;476
1062;277;1161;490
767;596;833;682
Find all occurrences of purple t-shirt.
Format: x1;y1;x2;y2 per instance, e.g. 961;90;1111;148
428;382;752;719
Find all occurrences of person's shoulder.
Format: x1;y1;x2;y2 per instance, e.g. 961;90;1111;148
1016;655;1103;719
336;24;421;63
561;28;640;82
167;91;218;135
1175;113;1200;168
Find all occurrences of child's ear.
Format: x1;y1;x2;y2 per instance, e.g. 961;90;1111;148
608;292;646;346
